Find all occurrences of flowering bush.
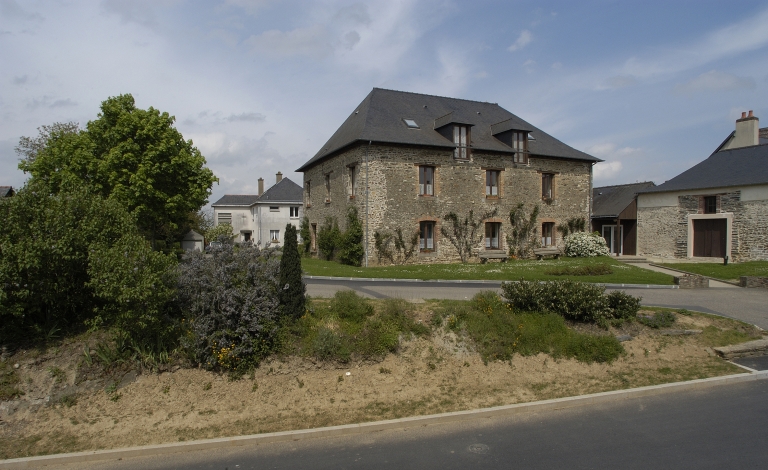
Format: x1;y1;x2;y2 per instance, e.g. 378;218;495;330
176;240;281;372
564;231;610;257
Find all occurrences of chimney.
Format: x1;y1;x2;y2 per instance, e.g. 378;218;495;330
276;171;283;183
732;110;759;148
258;178;264;196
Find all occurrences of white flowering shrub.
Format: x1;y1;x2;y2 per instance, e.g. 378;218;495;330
564;231;610;257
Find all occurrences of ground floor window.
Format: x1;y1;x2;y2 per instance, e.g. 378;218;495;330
242;231;252;242
485;222;501;249
541;222;554;246
270;230;280;243
420;221;435;252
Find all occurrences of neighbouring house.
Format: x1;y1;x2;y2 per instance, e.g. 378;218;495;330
592;182;655;256
637;110;768;262
297;88;600;265
181;230;204;251
211;173;303;246
0;186;14;197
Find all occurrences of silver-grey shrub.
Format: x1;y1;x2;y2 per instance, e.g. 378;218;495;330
176;240;281;371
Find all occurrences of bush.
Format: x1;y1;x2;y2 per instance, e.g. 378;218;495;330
299;216;312;255
279;224;306;320
176;240;281;372
545;264;613;276
339;207;364;266
637;311;676;329
317;217;341;261
444;292;623;364
564;232;610;257
329;290;374;323
501;280;642;326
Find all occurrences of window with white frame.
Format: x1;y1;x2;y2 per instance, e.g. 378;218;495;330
512;131;528;164
419;166;434;196
453;125;470;159
217;212;232;225
541;222;554;247
420;221;435;252
290;206;299;218
270;230;280;243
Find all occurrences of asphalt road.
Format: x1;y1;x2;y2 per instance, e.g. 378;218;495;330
305;278;768;329
49;378;768;470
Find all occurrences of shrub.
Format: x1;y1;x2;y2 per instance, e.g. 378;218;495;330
501;280;642;326
545;264;613;276
176;240;281;372
205;224;234;243
506;203;539;259
278;224;306;320
329;290;374;323
339;207;365;266
637;311;676;329
299;216;312;255
317;217;341;261
564;232;610;257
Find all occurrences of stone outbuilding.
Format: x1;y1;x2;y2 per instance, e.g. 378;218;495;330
637;111;768;262
181;230;204;251
592;182;655;256
211;173;303;246
297;88;600;265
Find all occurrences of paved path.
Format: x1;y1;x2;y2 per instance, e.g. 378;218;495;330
46;378;768;470
630;262;737;288
305;278;768;329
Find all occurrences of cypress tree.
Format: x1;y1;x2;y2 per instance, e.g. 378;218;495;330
279;223;306;320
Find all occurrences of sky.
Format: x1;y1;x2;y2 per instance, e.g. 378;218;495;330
2;0;768;207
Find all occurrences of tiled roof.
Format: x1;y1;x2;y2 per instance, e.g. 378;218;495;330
211;194;261;206
0;186;14;197
592;182;655;218
297;88;600;172
259;177;303;202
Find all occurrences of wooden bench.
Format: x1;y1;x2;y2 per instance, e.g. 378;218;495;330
479;251;509;263
533;247;561;260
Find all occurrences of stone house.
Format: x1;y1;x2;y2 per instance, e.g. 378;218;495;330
211;173;303;246
297;88;600;265
637;111;768;262
592;182;655;256
0;186;14;197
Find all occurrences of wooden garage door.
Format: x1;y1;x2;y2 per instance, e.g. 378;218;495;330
693;219;727;258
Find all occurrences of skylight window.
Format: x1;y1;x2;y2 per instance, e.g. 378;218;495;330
403;119;419;129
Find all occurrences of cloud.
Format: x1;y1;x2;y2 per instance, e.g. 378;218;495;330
244;25;334;58
49;99;77;108
593;161;623;181
12;75;28;85
523;59;536;73
334;3;371;25
26;96;78;110
508;30;532;52
226;112;266;122
342;30;361;50
222;0;273;16
100;0;158;28
551;62;562;70
0;0;43;21
601;75;637;89
675;70;756;93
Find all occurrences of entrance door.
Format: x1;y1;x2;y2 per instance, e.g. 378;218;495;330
602;225;623;255
693;219;727;257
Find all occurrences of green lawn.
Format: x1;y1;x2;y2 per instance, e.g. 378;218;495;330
657;261;768;282
302;256;674;284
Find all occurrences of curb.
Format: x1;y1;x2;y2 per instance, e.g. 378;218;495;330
304;276;677;289
3;371;767;469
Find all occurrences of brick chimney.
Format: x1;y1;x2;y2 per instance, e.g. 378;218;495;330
258;178;264;196
276;171;283;184
732;110;759;148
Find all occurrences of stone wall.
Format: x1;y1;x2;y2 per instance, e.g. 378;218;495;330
739;276;768;288
303;143;592;265
637;189;768;262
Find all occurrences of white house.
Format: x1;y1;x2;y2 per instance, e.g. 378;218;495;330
211;172;304;246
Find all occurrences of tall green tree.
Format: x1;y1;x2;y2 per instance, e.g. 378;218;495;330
18;94;218;243
278;224;306;320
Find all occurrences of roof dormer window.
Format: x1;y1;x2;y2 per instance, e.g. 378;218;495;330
453;125;470;159
403;119;419;129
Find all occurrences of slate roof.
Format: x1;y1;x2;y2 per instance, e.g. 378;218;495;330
0;186;14;197
642;142;768;194
211;178;303;207
259;177;303;202
297;88;600;172
592;182;655;218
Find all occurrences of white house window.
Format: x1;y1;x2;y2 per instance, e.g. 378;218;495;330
485;222;501;249
453;125;470;159
270;230;280;243
419;166;434;196
420;221;435;252
290;206;299;218
217;212;232;225
486;170;500;197
270;206;279;212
